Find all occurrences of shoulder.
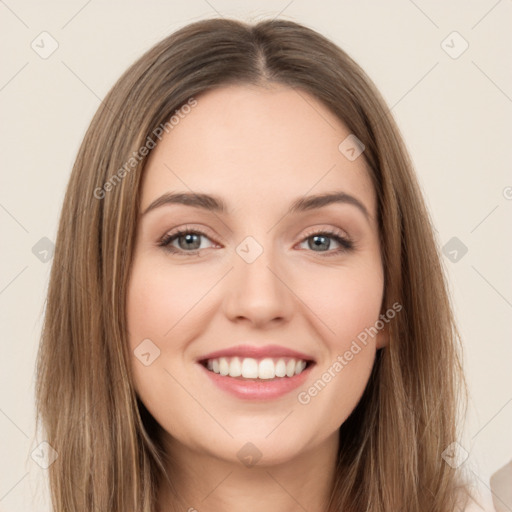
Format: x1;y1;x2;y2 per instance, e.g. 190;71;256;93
458;493;497;512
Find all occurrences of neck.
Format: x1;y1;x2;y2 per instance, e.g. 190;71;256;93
157;431;339;512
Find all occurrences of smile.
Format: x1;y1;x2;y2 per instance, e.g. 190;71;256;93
202;356;310;380
198;358;315;400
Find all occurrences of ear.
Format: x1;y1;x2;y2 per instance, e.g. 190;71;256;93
375;320;390;349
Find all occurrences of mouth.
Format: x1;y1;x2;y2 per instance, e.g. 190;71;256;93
199;356;315;381
196;344;316;399
196;349;316;400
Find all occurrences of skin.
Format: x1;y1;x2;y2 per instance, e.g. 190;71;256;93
126;83;389;512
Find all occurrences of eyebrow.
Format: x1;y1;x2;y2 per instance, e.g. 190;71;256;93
141;190;371;221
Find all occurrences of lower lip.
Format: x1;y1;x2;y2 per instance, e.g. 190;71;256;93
198;362;314;400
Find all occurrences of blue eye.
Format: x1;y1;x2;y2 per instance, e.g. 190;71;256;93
159;229;214;255
298;230;354;256
158;227;354;257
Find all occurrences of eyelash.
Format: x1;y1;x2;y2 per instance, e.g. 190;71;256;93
158;225;355;257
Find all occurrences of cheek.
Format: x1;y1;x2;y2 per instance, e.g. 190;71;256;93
300;262;384;347
126;259;213;345
293;263;382;421
125;258;220;405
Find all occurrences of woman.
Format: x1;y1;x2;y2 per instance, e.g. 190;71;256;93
35;17;478;511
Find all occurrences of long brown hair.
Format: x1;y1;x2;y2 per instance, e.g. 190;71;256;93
35;17;470;511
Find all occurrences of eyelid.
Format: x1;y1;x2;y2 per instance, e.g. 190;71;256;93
158;224;220;245
300;225;351;242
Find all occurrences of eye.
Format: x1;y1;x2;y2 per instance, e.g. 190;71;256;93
297;228;354;257
158;226;216;255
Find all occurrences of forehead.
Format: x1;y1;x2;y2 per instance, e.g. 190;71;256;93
140;84;376;220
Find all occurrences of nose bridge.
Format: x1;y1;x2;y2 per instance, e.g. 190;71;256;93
223;233;294;325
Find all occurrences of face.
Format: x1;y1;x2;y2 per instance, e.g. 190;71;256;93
126;83;388;467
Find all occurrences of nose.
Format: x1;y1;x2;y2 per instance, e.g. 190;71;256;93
223;243;295;327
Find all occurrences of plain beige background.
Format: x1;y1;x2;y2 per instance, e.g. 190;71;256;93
1;1;511;511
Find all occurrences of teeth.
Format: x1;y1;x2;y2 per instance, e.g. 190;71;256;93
258;358;275;379
228;356;242;377
295;360;306;375
204;356;309;379
286;359;296;377
275;358;287;377
219;357;230;376
241;358;259;378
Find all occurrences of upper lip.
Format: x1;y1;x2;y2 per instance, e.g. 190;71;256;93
197;344;316;362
